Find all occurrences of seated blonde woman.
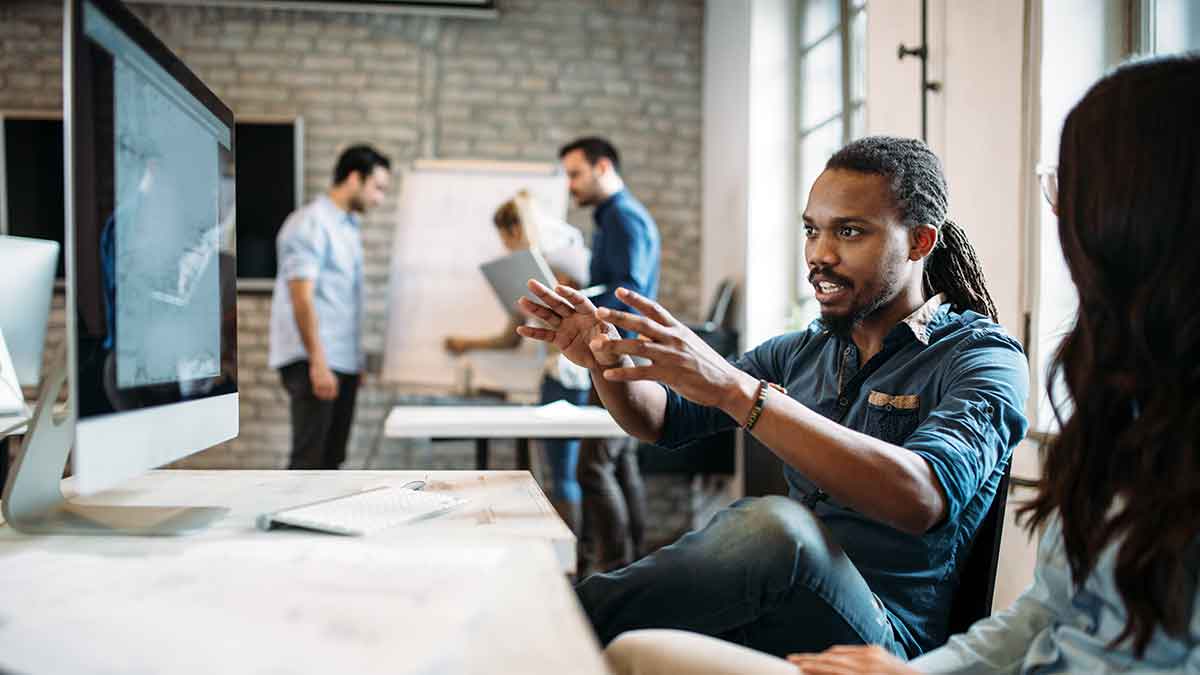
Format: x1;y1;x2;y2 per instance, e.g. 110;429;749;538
444;190;591;532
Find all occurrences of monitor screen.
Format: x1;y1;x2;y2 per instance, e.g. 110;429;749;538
70;0;237;421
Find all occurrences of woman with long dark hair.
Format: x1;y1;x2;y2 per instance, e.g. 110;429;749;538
605;53;1200;675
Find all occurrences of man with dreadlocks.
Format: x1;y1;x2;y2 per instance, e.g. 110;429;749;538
515;136;1029;661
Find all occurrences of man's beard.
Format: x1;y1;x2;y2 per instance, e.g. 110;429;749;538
820;264;905;337
571;180;602;208
573;191;598;208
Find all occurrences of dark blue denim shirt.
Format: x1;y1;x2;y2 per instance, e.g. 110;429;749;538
656;296;1030;657
590;189;661;337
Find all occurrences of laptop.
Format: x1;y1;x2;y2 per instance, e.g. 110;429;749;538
479;249;561;320
480;249;607;321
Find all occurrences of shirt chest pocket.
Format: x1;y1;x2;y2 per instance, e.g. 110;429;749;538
864;390;921;444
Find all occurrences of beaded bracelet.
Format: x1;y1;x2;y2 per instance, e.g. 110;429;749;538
743;379;770;432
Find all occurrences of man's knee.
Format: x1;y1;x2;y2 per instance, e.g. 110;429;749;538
729;496;828;568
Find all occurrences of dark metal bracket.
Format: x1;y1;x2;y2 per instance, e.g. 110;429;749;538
896;0;942;140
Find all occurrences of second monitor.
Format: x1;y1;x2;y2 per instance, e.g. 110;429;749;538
2;0;238;534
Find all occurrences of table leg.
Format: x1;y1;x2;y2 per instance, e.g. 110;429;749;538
516;438;531;470
475;438;490;470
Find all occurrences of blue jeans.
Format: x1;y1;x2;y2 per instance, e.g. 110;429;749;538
576;496;905;659
539;376;589;504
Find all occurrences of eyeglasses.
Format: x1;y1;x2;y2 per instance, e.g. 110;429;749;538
1036;162;1058;211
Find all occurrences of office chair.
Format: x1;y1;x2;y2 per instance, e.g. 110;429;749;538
687;279;737;357
946;464;1012;634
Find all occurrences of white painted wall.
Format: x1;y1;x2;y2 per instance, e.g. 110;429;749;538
866;0;923;139
940;2;1028;336
700;0;751;334
701;0;796;348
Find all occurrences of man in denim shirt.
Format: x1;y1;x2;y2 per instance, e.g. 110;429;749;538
559;137;661;573
517;136;1029;659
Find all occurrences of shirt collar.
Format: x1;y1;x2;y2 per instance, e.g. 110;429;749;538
318;194;359;227
898;293;947;345
594;189;626;222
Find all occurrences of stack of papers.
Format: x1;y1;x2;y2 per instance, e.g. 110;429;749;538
532;399;582;420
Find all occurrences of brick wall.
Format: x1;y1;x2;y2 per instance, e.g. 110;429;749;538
0;0;707;545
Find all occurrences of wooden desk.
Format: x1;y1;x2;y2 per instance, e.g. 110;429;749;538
0;470;607;675
385;404;628;469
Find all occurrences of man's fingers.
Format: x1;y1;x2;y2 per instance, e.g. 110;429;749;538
594;307;672;342
615;287;677;326
516;325;557;343
600;364;660;382
591;338;676;362
555;284;599;313
517;297;562;327
526;279;578;318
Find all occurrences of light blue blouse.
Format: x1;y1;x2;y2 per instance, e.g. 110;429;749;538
912;516;1200;673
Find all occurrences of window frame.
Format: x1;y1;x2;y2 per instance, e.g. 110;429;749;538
792;0;868;317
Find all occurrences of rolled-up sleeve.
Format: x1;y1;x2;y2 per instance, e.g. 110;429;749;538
905;331;1030;525
276;213;325;281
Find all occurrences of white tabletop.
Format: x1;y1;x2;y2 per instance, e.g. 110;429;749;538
0;470;607;675
385;403;629;439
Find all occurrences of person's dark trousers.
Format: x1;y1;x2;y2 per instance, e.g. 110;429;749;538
279;360;360;470
575;496;906;660
578;386;648;574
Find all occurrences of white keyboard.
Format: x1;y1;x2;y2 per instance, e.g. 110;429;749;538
256;485;470;536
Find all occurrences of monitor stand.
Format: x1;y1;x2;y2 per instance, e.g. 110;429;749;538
1;360;227;535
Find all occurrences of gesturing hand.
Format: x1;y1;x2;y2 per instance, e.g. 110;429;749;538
589;287;757;415
514;279;623;371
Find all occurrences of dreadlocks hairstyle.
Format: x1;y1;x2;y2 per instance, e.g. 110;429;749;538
1020;54;1200;656
825;136;999;322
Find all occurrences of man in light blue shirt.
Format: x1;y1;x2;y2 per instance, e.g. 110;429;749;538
268;145;391;469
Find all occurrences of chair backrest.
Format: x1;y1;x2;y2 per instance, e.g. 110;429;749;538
946;464;1011;634
705;279;736;327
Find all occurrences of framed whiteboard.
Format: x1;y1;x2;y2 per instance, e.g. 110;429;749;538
380;160;569;390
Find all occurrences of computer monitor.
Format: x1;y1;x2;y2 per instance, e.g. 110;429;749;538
0;236;59;388
1;0;237;534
